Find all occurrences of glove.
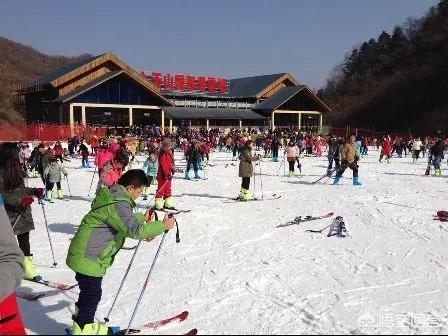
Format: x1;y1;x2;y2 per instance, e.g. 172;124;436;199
33;188;44;198
64;173;68;178
167;174;172;180
20;196;34;207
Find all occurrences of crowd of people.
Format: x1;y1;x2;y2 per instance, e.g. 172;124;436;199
0;126;446;334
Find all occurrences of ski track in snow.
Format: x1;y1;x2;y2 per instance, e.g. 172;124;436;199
17;148;448;334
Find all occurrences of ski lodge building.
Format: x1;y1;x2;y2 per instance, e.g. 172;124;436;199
14;52;331;135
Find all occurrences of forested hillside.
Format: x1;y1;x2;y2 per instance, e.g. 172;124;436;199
318;0;448;135
0;36;91;124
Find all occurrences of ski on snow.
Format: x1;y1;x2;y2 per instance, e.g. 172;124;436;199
222;194;281;203
25;278;78;290
277;212;334;228
150;207;192;214
15;291;45;301
66;311;195;335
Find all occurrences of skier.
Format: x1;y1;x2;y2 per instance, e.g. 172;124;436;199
238;140;260;200
142;150;158;200
430;131;446;176
412;137;423;163
53;141;64;163
379;135;392;163
0;142;45;281
333;135;362;185
155;138;175;210
327;134;341;176
96;149;129;194
0;192;26;335
29;143;51;184
94;139;114;176
66;169;175;335
271;137;280;162
284;140;299;177
44;157;68;201
184;141;201;180
78;140;91;168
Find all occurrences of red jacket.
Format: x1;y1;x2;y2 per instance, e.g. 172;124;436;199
158;150;174;179
94;148;114;170
382;139;392;154
53;144;63;156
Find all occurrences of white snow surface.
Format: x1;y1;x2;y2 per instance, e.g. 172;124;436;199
19;148;448;335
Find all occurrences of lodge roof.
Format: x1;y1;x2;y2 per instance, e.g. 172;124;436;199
52;70;124;103
164;107;266;120
36;54;105;85
254;85;331;113
229;73;299;98
34;52;173;106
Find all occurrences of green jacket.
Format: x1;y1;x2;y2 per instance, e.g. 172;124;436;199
66;185;165;277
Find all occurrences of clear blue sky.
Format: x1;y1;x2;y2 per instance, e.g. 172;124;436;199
0;0;438;89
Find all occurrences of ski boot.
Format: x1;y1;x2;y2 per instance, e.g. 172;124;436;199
353;177;362;186
22;256;42;281
154;198;164;211
46;190;53;202
194;172;201;179
184;171;190;180
242;189;254;201
164;197;175;210
434;169;441;177
238;188;245;200
288;171;295;178
70;322;109;335
332;177;341;185
57;189;64;200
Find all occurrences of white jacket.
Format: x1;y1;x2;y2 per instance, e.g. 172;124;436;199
412;140;423;150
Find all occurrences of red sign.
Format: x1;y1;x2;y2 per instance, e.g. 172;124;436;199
141;71;228;93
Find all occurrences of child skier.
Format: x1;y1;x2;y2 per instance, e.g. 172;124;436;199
333;135;362;186
184;141;201;180
96;149;129;194
284;140;299;177
78;140;91;168
155;138;175;210
44;157;68;201
66;169;175;335
238;140;260;200
142;150;158;200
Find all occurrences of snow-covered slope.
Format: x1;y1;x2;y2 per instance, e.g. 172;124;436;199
19;149;448;334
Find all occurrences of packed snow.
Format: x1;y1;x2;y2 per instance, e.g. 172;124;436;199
18;148;448;334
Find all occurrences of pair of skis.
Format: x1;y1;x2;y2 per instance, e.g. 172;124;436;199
15;278;78;301
277;212;334;228
222;194;281;203
66;311;197;335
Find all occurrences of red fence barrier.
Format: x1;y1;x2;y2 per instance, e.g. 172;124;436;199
0;123;107;142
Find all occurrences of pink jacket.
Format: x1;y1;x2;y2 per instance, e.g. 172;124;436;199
100;160;122;187
284;145;299;158
94;149;114;171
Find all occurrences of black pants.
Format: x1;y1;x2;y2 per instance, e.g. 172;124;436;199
74;273;103;329
288;160;295;172
146;176;154;187
336;161;358;178
272;148;279;158
328;157;341;172
241;177;250;189
46;181;62;191
17;232;31;256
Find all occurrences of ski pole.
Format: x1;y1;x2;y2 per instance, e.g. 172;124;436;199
87;165;97;197
65;175;72;197
276;158;284;176
39;198;57;267
283;156;286;176
259;158;264;199
124;229;170;336
12;211;25;230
